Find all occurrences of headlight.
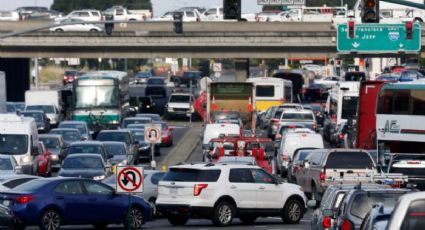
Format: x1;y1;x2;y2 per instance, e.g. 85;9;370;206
109;120;119;125
118;160;127;166
139;145;150;150
51;155;59;160
146;105;150;108
20;156;32;164
93;175;105;181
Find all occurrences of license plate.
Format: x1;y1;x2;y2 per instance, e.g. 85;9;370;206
169;188;178;195
3;200;10;206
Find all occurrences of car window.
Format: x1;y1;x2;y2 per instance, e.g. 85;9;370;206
79;12;90;17
162;168;221;182
401;199;425;230
333;192;346;209
2;178;36;189
97;132;131;144
251;169;275;184
350;192;405;219
150;172;165;185
40;137;61;150
229;168;254;183
326;151;374;169
83;181;113;195
54;181;84;194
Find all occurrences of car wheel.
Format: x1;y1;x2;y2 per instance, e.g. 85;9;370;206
167;215;189;226
55;28;63;32
124;207;144;229
239;216;257;225
93;224;108;229
312;185;322;203
212;201;235;226
148;198;157;217
39;209;61;230
90;28;99;32
281;198;303;224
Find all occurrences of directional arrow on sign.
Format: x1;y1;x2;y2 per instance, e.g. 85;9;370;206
352;42;360;48
121;171;136;186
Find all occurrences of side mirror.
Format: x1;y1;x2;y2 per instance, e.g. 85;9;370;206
323;209;334;217
307;200;318;209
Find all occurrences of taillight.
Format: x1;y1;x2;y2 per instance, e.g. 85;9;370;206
341;219;353;230
320;171;326;182
322;216;331;228
16;195;35;204
312;123;317;130
276;134;282;139
271;119;280;124
339;133;345;140
194;184;208;196
63;76;68;80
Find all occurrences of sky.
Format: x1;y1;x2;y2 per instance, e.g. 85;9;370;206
2;0;263;15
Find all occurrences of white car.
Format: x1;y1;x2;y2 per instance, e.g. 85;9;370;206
165;93;195;118
255;11;283;22
50;18;103;32
387;192;425;230
157;163;307;226
150;10;200;22
55;9;103;22
0;11;20;21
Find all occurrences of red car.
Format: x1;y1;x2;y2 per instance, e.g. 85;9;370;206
155;121;174;147
36;142;52;177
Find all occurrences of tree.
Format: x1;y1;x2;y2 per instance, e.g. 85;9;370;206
262;0;357;11
51;0;152;14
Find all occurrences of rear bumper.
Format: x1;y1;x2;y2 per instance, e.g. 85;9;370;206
157;204;213;218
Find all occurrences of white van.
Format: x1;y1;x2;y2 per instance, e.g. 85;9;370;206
202;123;240;149
276;132;324;177
0;114;39;174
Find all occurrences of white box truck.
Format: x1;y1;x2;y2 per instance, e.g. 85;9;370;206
0;114;39;174
25;90;63;127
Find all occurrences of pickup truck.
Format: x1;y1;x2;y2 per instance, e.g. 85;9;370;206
170;71;202;87
103;7;146;21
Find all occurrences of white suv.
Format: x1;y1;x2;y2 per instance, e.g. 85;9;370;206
156;163;307;226
56;10;102;22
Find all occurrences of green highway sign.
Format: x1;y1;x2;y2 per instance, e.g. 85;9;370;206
337;23;421;54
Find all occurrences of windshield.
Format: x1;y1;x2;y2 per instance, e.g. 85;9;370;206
326;151;374;169
169;95;190;103
59;123;87;135
351;192;405;219
39;137;60;150
22;112;43;122
131;131;145;143
105;144;126;156
75;86;118;109
97;132;130;144
341;96;358;119
68;145;101;154
0;134;28;154
281;113;314;120
147;78;164;84
26;105;54;114
162;168;221;182
50;130;80;142
0;158;13;170
63;156;103;169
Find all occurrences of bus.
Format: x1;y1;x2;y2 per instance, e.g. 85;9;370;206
376;82;425;153
72;71;129;132
247;77;293;113
272;69;305;103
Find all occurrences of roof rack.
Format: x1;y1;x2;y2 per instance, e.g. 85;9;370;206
325;170;409;186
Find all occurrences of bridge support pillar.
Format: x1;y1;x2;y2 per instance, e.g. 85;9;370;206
235;58;249;82
0;58;30;102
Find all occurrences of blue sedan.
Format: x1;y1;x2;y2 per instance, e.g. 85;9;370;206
0;177;152;230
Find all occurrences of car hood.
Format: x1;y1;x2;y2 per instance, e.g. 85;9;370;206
111;156;127;164
167;102;190;109
59;169;105;178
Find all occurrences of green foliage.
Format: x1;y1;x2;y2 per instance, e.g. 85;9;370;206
262;0;357;10
51;0;152;14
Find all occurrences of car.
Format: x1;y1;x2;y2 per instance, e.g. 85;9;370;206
386;192;425;230
152;121;173;147
157;163;307;226
0;10;20;21
304;83;329;101
49;128;82;145
38;134;67;170
58;121;91;140
62;69;84;84
135;113;161;121
255;10;282;22
151;10;201;22
274;123;306;143
0;177;152;230
20;110;50;133
276;108;317;132
360;203;393;230
216;156;258;165
0;204;14;229
127;123;148;129
172;71;202;87
0;174;40;192
103;170;165;216
96;130;139;158
145;78;167;98
125;128;160;162
102;141;131;166
121;117;152;129
25;104;62;127
6;102;25;113
133;71;153;84
287;148;317;183
56;9;103;22
260;105;281;129
59;154;112;181
296;149;378;202
130;96;155;114
387;153;425;190
310;104;325;126
60;141;112;164
276;132;324;178
165;93;195;119
35;142;53;177
0;155;20;175
50;18;103;32
335;187;411;230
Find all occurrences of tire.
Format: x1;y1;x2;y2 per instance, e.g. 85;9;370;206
167;215;189;226
239;216;257;225
93;224;108;229
148;198;158;217
124;207;144;229
55;29;63;32
281;198;303;224
39;209;61;230
312;184;322;203
212;201;235;226
90;29;99;32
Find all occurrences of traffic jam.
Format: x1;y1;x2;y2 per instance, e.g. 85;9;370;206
0;64;424;230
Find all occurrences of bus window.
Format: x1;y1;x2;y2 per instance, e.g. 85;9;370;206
256;85;274;97
412;90;425;115
393;91;409;114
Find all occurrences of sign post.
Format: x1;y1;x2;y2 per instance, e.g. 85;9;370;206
337;23;421;54
144;124;162;169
